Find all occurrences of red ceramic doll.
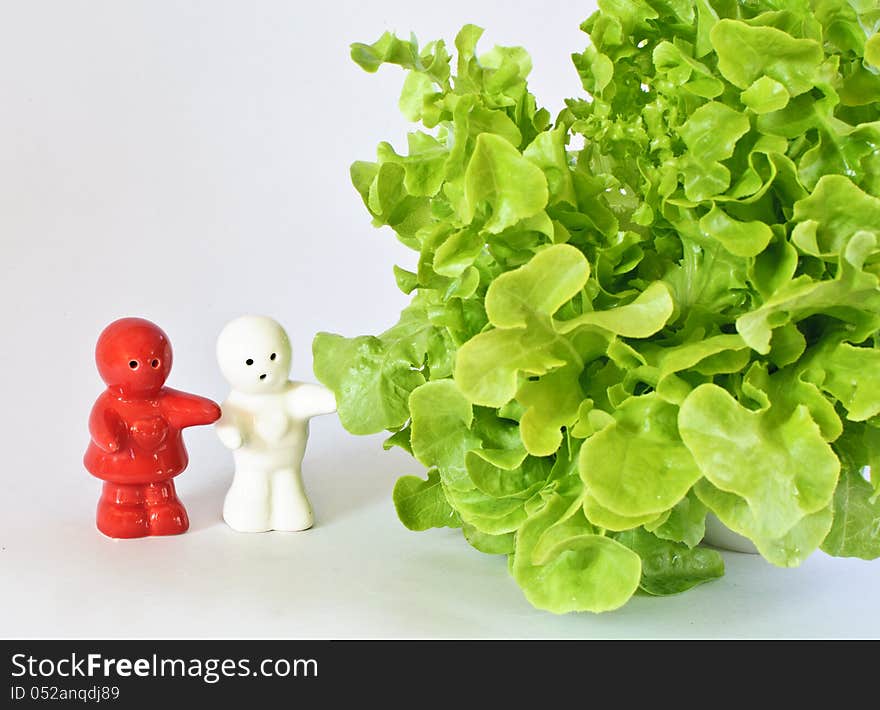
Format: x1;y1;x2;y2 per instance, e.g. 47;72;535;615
84;318;220;538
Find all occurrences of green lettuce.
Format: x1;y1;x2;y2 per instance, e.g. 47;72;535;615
314;1;880;613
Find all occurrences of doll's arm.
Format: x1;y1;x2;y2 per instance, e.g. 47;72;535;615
162;388;221;429
289;383;337;420
89;399;126;453
216;405;245;450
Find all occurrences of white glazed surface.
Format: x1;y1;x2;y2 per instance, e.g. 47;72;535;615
216;316;337;532
703;513;760;554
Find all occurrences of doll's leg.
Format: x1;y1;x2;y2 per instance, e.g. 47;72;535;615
97;482;149;539
145;480;189;536
223;466;272;532
270;467;314;531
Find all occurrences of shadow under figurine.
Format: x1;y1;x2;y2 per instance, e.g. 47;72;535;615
84;317;221;538
216;315;337;532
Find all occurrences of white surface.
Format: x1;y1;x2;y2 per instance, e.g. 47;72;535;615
1;0;878;639
703;514;760;555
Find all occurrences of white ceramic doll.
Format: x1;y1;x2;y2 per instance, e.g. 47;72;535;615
215;315;336;532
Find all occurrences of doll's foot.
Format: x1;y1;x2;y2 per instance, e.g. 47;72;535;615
146;500;190;536
222;508;271;533
222;474;272;532
97;501;149;539
270;469;313;531
146;497;190;536
271;509;314;532
142;482;189;536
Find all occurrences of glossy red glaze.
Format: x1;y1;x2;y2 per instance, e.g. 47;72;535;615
84;318;220;538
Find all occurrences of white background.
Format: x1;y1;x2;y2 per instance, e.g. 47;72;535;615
1;0;877;639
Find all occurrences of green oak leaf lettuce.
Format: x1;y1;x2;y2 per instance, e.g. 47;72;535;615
313;2;880;613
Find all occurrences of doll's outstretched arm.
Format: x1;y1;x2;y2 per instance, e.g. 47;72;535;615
89;398;126;453
162;388;221;429
290;383;337;420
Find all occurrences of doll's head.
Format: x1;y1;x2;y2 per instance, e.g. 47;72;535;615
217;315;292;395
96;318;173;396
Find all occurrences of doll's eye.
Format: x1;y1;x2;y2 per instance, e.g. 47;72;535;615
246;358;254;366
270;353;276;361
129;360;139;370
151;359;160;369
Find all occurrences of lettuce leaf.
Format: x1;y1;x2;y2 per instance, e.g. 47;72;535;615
314;2;880;613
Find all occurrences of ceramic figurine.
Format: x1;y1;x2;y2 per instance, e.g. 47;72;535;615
84;318;221;538
216;315;337;532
